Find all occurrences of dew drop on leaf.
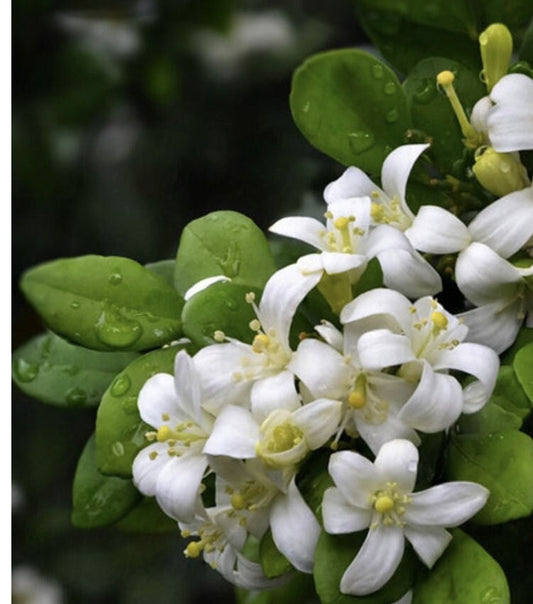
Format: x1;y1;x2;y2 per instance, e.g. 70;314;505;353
110;374;131;397
95;305;143;348
65;387;88;406
385;108;399;123
112;441;125;457
371;63;384;79
108;272;123;285
13;358;39;383
413;78;438;104
383;81;396;95
348;131;375;154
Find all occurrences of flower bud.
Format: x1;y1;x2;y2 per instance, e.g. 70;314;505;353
479;23;513;92
473;146;530;197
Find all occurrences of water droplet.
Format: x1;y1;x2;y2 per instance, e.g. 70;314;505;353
13;358;39;383
299;99;322;136
108;272;123;285
121;395;139;415
111;374;131;397
70;301;80;309
413;78;437;104
383;81;396;95
65;387;87;406
371;64;385;80
112;441;125;457
95;305;143;348
348;131;375;154
40;335;52;357
385;108;399;123
480;586;501;603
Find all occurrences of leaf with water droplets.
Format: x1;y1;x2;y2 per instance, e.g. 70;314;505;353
12;331;139;407
95;345;189;477
174;211;277;297
446;430;533;524
412;529;509;604
513;342;533;404
20;255;184;351
290;49;410;175
72;434;141;529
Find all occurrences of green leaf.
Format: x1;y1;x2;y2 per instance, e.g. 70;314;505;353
314;530;417;604
259;530;292;578
235;571;316;604
95;346;182;477
353;258;384;297
457;365;531;433
174;211;277;297
20;255;184;351
500;326;533;364
403;57;485;175
296;448;333;523
12;331;139;407
115;497;177;534
72;434;141;529
182;281;260;347
513;342;533;404
446;430;533;524
145;259;176;287
412;528;510;604
290;49;411;176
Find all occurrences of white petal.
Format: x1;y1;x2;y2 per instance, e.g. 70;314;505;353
488;74;533;152
289;339;349;400
406;206;471;253
173;350;201;421
270;478;321;573
322;487;372;533
455;243;522;306
432;343;499;413
258;264;322;349
340;526;405;596
251;371;300;423
314;321;344;351
404;525;452;568
374;439;418;493
357;329;416;370
155;453;208;521
269;216;328;250
398;363;463;432
132;444;169;496
356;413;421;456
184;275;231;301
231;553;288;590
328;450;378;508
138;373;179;428
404;482;489;527
470;96;491;136
321;251;368;275
458;302;522;354
377;248;442;297
324;166;381;202
341;288;412;333
468;185;533;258
203;406;259;458
381;144;429;206
292;398;342;449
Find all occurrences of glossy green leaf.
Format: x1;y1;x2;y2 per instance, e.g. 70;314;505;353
513;342;533;404
458;365;531;433
145;259;176;287
412;529;510;604
72;434;141;529
314;530;417;604
115;497;177;534
182;281;260;347
446;430;533;524
12;331;139;407
290;49;411;176
500;327;533;364
235;571;316;604
20;255;184;351
259;530;292;578
95;346;182;477
403;57;485;175
173;211;277;297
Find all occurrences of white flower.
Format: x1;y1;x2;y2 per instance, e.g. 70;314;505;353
203;398;342;469
269;196;441;300
322;439;489;596
340;289;499;417
323;144;429;231
132;350;214;522
193;264;321;415
208;456;321;573
471;73;533;153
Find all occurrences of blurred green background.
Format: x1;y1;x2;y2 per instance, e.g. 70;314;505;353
12;1;369;602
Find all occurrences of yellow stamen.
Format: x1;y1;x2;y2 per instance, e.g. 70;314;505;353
184;541;204;558
374;495;395;514
431;311;449;331
252;333;270;353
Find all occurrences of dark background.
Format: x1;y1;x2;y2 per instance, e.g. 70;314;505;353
12;1;370;602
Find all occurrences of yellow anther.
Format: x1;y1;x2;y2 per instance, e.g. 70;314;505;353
252;333;270;353
370;202;385;222
324;210;333;219
249;319;261;331
230;493;246;510
156;425;173;442
161;413;170;421
213;330;225;342
245;292;256;304
431;311;449;331
374;495;395;513
437;70;483;149
333;216;351;229
348;390;366;409
149;451;158;460
185;541;203;558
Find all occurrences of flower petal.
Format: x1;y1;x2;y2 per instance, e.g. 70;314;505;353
340;526;405;596
468;185;533;258
323;166;381;202
356;329;416;370
173;350;201;421
356;412;421;456
322;487;372;534
377;248;442;297
251;371;300;423
138;373;179;428
374;439;418;493
341;288;412;333
132;444;169;496
404;482;489;527
328;450;378;508
269;216;328;251
321;252;368;275
203;405;259;458
381;144;429;208
406;206;471;254
293;398;342;449
270;478;321;573
403;525;452;568
314;321;344;351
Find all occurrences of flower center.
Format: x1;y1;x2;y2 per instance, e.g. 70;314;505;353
409;300;462;359
225;479;277;515
182;522;224;562
145;414;207;459
345;372;389;425
370;482;411;527
255;411;306;469
370;192;412;231
321;211;365;254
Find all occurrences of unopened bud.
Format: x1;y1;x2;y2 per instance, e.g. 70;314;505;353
473;146;530;197
479;23;513;92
